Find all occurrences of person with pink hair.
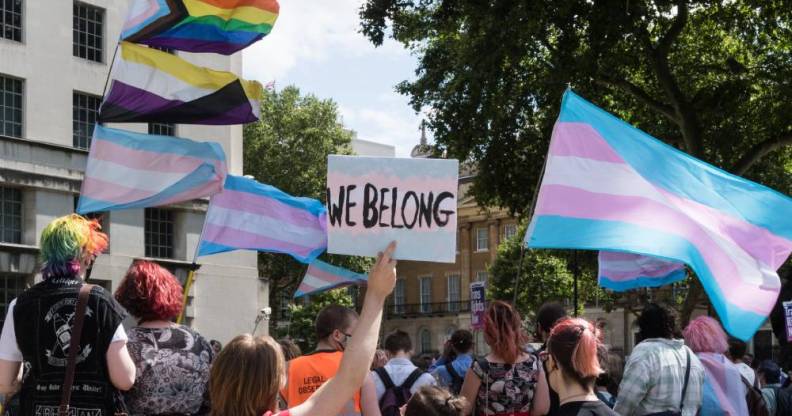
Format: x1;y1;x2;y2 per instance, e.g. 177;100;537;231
545;317;618;415
683;316;748;415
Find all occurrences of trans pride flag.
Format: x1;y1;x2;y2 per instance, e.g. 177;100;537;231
597;251;687;291
294;259;368;298
525;90;792;340
121;0;279;55
198;175;327;263
99;42;262;125
77;125;227;214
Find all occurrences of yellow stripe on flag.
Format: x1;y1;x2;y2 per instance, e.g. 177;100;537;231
183;0;278;26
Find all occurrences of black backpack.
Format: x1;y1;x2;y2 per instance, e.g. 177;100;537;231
445;361;464;395
374;367;424;416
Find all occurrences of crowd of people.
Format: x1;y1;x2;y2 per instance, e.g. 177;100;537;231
0;214;791;416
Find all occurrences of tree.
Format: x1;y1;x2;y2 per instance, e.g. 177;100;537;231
360;0;792;323
243;86;372;328
278;289;355;353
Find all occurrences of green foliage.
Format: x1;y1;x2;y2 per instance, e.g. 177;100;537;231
276;289;355;353
243;86;372;329
488;225;612;323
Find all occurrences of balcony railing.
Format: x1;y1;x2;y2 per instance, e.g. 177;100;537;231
386;301;470;319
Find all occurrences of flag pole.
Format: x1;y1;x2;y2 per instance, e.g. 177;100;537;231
177;196;213;324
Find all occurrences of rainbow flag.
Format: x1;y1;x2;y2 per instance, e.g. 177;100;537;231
198;175;327;263
77;125;227;214
294;259;368;298
122;0;279;55
99;42;262;124
598;251;686;290
525;90;792;341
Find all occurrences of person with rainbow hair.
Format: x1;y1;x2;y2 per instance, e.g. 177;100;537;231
0;214;136;415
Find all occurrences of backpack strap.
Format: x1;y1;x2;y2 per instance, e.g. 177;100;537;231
402;368;425;391
679;348;691;410
445;361;461;381
374;367;395;390
59;284;94;416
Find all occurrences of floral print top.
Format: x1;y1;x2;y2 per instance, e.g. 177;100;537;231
123;325;215;416
471;354;541;415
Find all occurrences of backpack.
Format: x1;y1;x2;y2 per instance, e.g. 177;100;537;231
741;376;769;416
375;367;424;416
444;361;464;395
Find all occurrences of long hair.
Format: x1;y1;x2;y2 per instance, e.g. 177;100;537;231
210;334;285;416
40;214;108;279
483;300;527;363
547;317;604;389
115;260;184;322
404;385;467;416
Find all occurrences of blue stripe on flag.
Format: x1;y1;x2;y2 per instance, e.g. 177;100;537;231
223;175;327;217
155;22;263;44
599;269;687;292
558;90;792;240
121;0;172;39
95;125;227;161
527;215;767;340
197;239;326;264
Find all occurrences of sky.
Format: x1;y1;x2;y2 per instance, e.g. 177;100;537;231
242;0;426;157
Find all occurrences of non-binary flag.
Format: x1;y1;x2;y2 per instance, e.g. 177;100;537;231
597;251;686;291
99;42;262;125
294;259;368;298
198;175;328;263
77;125;227;214
525;89;792;341
121;0;279;55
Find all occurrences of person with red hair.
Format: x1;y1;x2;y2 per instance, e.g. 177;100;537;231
545;317;617;415
115;260;215;415
459;300;549;416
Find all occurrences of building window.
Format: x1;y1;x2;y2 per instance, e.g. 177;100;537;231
0;187;22;244
419;276;432;313
419;328;432;354
145;208;174;259
476;271;488;283
476;228;489;251
73;2;104;62
72;92;101;149
393;279;405;314
0;274;24;328
0;75;23;138
503;223;518;241
1;0;22;42
447;274;460;311
148;122;175;136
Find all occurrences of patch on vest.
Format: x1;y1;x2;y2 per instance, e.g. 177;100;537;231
35;404;102;415
43;298;94;367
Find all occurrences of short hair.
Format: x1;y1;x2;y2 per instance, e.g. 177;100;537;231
450;329;474;354
210;334;284;415
277;338;302;361
315;305;358;340
404;385;468;416
547;317;604;389
40;214;108;279
537;302;567;333
758;360;781;384
728;338;747;360
683;316;728;354
384;330;412;354
638;303;678;340
115;260;183;321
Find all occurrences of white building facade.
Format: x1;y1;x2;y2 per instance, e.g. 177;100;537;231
0;0;264;342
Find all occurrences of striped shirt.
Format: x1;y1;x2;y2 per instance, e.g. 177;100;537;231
614;338;704;416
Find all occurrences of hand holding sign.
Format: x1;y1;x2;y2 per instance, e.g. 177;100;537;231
326;156;458;262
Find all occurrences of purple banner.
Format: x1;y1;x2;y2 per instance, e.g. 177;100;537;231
470;282;486;330
784;301;792;342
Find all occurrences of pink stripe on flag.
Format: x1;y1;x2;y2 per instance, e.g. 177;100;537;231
210;189;322;230
306;265;356;286
599;263;684;281
201;223;317;257
123;0;160;31
81;176;157;202
92;138;224;174
536;184;773;314
549;122;625;163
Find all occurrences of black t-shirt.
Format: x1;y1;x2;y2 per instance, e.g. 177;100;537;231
556;401;619;416
13;278;127;416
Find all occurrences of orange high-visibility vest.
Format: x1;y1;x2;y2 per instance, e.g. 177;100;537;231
283;350;361;415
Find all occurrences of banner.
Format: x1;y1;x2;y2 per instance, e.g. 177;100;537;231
470;282;486;330
326;155;458;262
785;301;792;342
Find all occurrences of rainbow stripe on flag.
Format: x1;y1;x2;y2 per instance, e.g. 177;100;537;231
198;175;328;263
294;259;368;298
77;125;227;214
526;90;792;341
99;42;262;125
598;251;686;291
122;0;279;55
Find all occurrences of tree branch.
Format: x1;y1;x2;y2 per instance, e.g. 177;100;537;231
595;77;679;123
732;134;792;175
656;1;689;58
